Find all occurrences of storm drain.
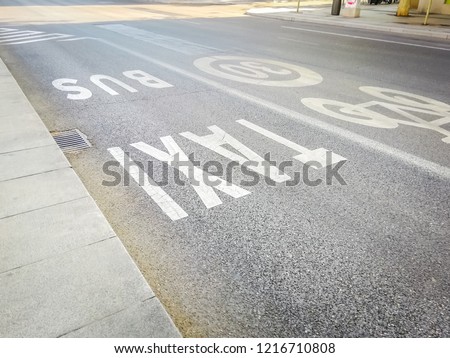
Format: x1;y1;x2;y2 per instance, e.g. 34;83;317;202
51;129;91;153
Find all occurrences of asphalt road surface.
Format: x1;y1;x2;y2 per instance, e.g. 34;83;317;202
1;0;449;337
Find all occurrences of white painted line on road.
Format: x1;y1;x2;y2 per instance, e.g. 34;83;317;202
98;24;222;55
0;28;17;33
131;138;251;209
52;70;173;100
278;36;322;46
301;87;450;143
238;119;311;154
194;56;322;87
0;27;85;46
282;26;450;52
431;117;450;126
0;31;43;39
58;37;97;42
98;39;450;180
0;34;57;43
107;147;188;221
90;74;138;96
2;34;72;45
237;119;347;167
177;20;202;25
180;125;291;183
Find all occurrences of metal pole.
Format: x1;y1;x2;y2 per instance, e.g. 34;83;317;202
297;0;301;13
424;0;433;25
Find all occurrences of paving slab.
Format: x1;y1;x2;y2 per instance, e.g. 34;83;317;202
0;79;40;113
0;167;88;219
0;237;153;337
0;113;55;154
0;83;55;153
62;298;181;338
0;196;116;273
0;144;69;182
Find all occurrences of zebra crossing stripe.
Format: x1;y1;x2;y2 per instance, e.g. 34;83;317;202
2;34;73;45
0;31;43;39
0;33;66;43
0;28;92;45
0;28;18;33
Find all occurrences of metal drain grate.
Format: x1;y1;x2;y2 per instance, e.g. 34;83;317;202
52;129;91;153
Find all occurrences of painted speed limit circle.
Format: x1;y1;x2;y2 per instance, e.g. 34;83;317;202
193;56;322;87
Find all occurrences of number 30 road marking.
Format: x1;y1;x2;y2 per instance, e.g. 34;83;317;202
194;56;322;87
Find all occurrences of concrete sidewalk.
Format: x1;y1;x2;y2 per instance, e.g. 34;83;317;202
0;58;180;338
247;2;450;40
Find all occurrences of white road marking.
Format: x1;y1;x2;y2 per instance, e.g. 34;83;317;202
302;98;399;129
361;86;450;111
90;74;138;96
431;117;450;126
177;20;201;25
0;31;43;39
57;37;97;42
131;137;251;209
282;26;450;52
108;147;188;221
52;70;173;100
180;125;291;182
194;56;322;87
123;70;173;89
98;39;450;180
52;78;93;100
0;28;18;33
98;24;222;55
0;34;61;43
237;119;346;167
2;34;72;45
302;86;450;143
0;27;89;45
278;36;322;46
